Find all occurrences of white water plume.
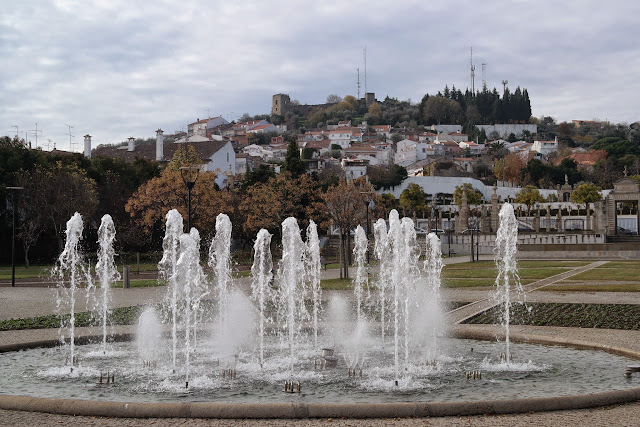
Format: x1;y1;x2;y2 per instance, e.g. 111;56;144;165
493;203;524;364
96;214;119;354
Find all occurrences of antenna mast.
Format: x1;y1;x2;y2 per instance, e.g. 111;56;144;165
356;67;361;99
65;123;74;152
364;45;367;95
482;62;487;90
501;80;509;96
28;123;42;148
470;46;475;93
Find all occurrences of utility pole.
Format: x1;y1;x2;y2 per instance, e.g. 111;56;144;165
11;125;19;139
65;124;74;152
28;123;42;148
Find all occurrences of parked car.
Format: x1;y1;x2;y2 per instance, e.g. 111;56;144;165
616;226;637;236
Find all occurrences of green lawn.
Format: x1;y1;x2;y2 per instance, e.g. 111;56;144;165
565;267;640;282
112;279;161;288
320;278;353;290
442;267;570;280
441;278;536;288
543;283;640;292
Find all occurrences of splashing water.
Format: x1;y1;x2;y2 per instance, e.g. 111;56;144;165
493;203;524;364
95;214;119;354
373;218;389;344
416;232;444;360
188;227;208;352
353;225;369;322
158;209;183;370
176;233;200;387
208;213;233;337
277;217;307;376
54;212;92;372
136;307;163;362
251;228;273;367
378;210;424;380
304;220;322;348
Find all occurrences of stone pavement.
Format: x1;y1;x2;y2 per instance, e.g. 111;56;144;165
3;258;640;425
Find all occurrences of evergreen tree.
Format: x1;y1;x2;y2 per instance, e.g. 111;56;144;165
282;138;306;177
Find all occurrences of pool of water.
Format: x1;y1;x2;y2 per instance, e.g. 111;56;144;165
1;337;638;404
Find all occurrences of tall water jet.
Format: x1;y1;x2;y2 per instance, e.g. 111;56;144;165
416;232;444;359
208;213;233;336
176;233;199;387
399;217;420;371
373;218;390;344
188;228;208;352
54;212;91;372
304;220;322;348
277;217;306;376
251;229;273;367
95;214;119;354
158;209;183;370
493;203;523;364
353;225;369;322
382;210;421;380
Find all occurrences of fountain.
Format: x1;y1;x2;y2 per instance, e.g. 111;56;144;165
493;203;524;364
95;214;119;355
53;212;93;372
1;208;640;419
250;228;273;368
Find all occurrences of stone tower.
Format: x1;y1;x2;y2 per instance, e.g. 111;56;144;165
272;94;290;116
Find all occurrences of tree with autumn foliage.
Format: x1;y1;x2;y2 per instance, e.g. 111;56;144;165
125;169;234;239
240;172;323;242
493;152;527;185
16;161;98;262
321;180;373;279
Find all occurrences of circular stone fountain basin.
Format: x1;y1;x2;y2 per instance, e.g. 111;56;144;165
1;336;638;406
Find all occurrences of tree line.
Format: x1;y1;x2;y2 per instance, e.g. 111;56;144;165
0;137;384;276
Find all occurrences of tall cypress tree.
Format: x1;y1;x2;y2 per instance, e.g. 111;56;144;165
282;138;306;177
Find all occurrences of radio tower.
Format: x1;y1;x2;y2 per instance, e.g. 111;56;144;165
364;45;367;96
482;62;487;90
65;123;75;152
356;67;361;99
502;80;509;96
470;46;475;94
28;123;42;149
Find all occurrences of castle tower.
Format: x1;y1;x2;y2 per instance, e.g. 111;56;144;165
272;94;290;116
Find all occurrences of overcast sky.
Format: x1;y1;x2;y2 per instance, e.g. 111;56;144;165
2;1;639;151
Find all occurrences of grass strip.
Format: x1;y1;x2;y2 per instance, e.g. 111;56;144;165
541;283;640;292
464;302;640;330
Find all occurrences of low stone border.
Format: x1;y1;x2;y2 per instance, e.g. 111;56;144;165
1;327;640;419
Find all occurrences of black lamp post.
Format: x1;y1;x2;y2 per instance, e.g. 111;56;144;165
180;166;200;231
6;187;23;287
360;192;374;264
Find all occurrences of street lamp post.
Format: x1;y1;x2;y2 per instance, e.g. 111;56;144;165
180;166;200;231
6;187;23;287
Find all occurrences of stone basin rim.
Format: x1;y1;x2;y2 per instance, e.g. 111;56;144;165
1;326;640;419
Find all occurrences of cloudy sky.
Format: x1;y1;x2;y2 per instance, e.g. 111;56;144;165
2;0;639;151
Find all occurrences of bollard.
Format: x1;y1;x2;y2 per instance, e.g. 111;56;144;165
123;265;130;289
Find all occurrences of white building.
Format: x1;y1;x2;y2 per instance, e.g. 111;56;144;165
531;137;558;156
